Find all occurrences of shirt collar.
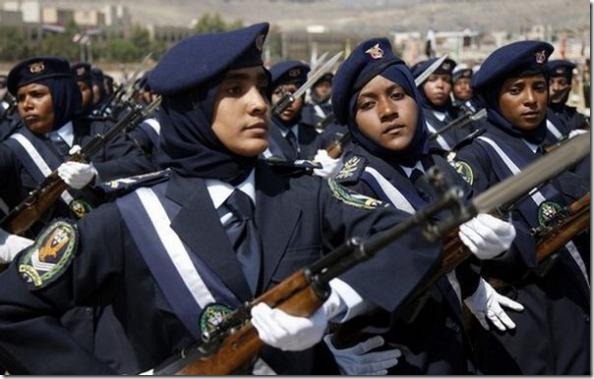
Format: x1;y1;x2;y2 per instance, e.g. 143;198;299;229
205;169;256;209
400;161;425;178
522;139;539;153
48;121;74;147
278;124;299;140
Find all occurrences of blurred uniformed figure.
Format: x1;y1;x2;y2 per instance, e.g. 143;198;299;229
413;58;475;152
0;23;442;375
302;72;334;132
455;41;590;375
546;59;589;137
451;64;478;115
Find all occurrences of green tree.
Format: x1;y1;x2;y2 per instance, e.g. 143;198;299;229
193;13;243;34
0;26;29;60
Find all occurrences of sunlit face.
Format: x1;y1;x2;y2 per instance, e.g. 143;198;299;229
211;66;270;157
271;83;304;123
498;74;548;130
423;73;452;107
453;77;472;101
355;75;418;152
17;83;55;134
548;75;571;104
77;81;93;109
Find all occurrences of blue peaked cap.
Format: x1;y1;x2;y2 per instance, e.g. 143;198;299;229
148;23;269;96
269;60;310;88
7;56;73;95
547;59;576;79
472;40;554;91
332;38;406;125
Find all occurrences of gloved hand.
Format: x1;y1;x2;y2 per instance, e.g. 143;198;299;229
459;213;516;260
568;129;588;139
57;161;98;189
251;284;347;351
0;228;34;264
68;144;82;155
464;278;524;331
323;334;401;375
313;149;342;179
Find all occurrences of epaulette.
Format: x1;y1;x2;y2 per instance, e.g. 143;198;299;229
98;169;172;197
261;157;321;177
334;154;367;184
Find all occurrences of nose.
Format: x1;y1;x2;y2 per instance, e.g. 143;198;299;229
378;97;398;121
247;86;268;116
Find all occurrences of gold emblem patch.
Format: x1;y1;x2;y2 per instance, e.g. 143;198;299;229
18;220;78;289
452;160;474;185
537;201;562;227
535;50;547;64
29;61;45;74
328;179;386;210
336;156;361;181
365;43;384;60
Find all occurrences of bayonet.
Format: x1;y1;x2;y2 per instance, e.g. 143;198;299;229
414;54;448;87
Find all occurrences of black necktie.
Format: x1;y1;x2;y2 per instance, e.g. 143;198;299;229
217;189;262;294
410;168;431;202
285;129;299;155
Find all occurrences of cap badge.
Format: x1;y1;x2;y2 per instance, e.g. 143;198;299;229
289;68;301;77
76;67;86;76
255;34;265;52
365;43;384;60
535;50;547;64
29;61;45;74
442;62;451;70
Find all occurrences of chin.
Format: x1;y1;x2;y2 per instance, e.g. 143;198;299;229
235;140;269;157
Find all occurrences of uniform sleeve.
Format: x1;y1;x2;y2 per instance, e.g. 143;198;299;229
0;143;25;212
0;204;125;374
91;122;157;181
318;178;442;314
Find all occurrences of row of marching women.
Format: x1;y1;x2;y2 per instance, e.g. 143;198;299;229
0;21;588;375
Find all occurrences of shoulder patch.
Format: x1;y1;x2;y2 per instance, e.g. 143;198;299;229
328;178;387;210
451;160;474;185
335;155;366;184
18;220;78;290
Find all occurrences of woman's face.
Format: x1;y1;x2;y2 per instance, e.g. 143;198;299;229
211;66;270;157
17;82;55;134
271;83;304;123
355;75;418;152
423;74;452;106
453;77;472;101
77;81;93;109
498;74;548;130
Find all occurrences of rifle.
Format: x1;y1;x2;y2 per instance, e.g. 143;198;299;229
155;132;590;375
314;111;335;131
0;92;17;121
428;108;487;141
0;97;162;235
325;131;352;159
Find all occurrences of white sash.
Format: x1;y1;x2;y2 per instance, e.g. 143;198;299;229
425;120;452;151
10;133;74;205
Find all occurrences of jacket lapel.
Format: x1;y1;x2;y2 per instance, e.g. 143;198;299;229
166;174;253;301
255;165;302;290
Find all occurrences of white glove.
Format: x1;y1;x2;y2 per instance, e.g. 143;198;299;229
459;213;516;260
250;285;347;352
323;334;401;375
0;228;34;264
68;144;82;155
138;368;153;375
313;149;342;179
464;278;524;331
57;161;98;189
568;129;588;139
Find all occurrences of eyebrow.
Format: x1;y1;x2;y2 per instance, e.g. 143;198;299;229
358;83;402;99
223;71;268;83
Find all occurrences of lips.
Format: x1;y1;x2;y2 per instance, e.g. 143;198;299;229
383;124;405;135
246;122;268;132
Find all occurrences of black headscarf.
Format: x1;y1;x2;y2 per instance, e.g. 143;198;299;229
348;64;429;167
156;73;257;185
36;76;82;131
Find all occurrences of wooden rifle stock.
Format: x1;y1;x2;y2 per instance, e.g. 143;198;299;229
163;270;325;375
325;132;352;159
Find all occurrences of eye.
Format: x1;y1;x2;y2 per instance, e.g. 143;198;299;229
390;91;405;101
358;100;375;111
225;85;243;96
534;82;547;92
508;86;522;95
